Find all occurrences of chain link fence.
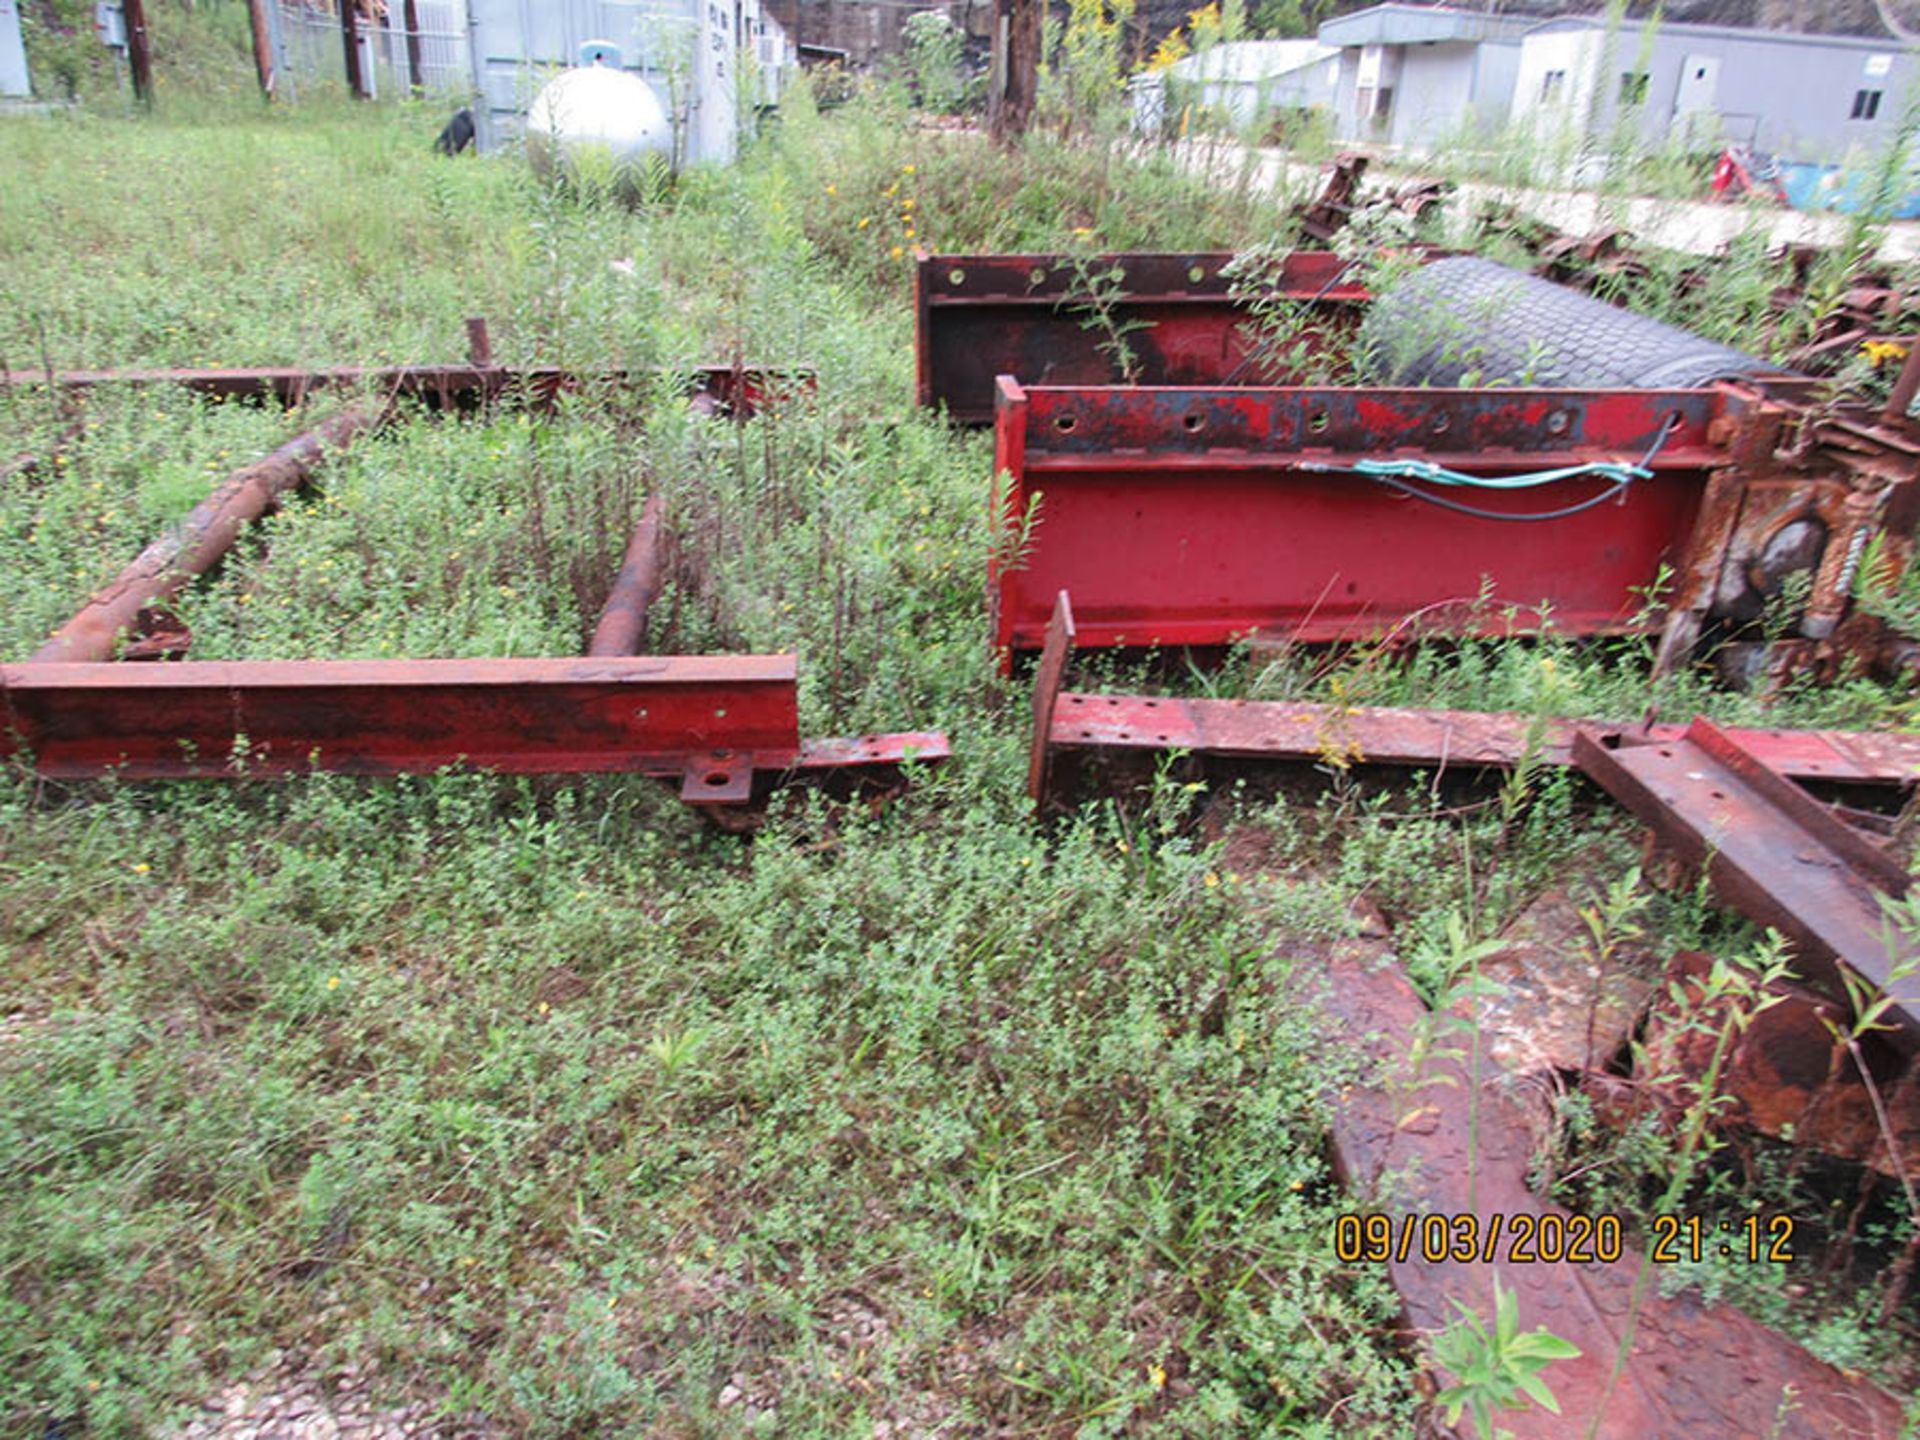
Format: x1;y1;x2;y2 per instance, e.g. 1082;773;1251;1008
270;0;470;100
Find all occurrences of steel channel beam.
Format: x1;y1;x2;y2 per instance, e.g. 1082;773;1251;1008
1575;718;1920;1050
993;381;1727;663
1036;693;1920;800
0;656;798;782
1026;596;1920;801
917;251;1369;424
0;656;945;801
0;364;806;417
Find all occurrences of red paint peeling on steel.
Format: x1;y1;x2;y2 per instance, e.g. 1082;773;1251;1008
917;251;1372;423
0;657;801;779
995;384;1723;660
1044;692;1920;786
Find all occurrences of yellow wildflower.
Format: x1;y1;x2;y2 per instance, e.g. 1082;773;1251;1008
326;975;341;990
130;862;151;874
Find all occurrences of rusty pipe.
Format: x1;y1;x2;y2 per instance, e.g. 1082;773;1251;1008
30;403;382;664
587;492;665;657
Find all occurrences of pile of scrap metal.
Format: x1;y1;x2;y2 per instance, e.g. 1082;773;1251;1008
0;324;946;811
1290;151;1451;243
919;246;1920;687
918;245;1920;1433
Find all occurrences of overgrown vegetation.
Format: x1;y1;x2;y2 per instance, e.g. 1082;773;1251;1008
3;18;1920;1439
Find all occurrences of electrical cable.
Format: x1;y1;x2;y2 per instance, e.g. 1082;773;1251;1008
1309;412;1682;523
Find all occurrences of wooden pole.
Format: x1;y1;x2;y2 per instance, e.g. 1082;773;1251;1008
987;0;1039;144
340;0;367;99
402;0;424;95
247;0;276;99
123;0;154;106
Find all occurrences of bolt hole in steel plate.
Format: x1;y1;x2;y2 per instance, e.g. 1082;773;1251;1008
1188;265;1205;283
715;707;728;717
1547;410;1570;435
1055;414;1077;434
949;268;966;287
705;771;731;787
1431;413;1451;434
1183;410;1207;433
1029;267;1047;287
1308;410;1330;434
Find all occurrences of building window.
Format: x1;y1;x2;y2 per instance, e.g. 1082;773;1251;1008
1374;86;1394;120
1852;89;1883;120
1541;69;1566;104
1619;71;1649;104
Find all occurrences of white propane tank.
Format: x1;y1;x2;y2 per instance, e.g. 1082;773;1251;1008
526;42;673;193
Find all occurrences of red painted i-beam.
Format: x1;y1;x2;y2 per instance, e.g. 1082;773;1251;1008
992;380;1725;664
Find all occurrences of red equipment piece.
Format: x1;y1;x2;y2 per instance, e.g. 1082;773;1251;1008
915;250;1368;424
0;656;944;803
992;379;1725;664
992;378;1918;671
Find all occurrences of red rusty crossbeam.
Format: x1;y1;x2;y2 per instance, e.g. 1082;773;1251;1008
917;250;1370;423
0;657;947;802
1028;591;1920;801
0;362;808;417
993;381;1728;665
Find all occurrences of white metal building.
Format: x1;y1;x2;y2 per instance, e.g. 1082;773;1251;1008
267;0;796;166
1508;16;1917;163
0;0;31;98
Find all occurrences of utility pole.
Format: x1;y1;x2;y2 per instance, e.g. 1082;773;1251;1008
340;0;368;99
246;0;275;98
988;0;1039;143
402;0;424;95
123;0;153;105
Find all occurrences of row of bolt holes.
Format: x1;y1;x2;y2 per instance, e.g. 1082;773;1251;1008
947;265;1213;289
1067;695;1171;743
1052;409;1585;438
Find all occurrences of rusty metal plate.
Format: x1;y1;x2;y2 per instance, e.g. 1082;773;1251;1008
1316;943;1907;1439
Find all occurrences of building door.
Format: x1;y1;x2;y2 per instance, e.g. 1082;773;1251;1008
1673;53;1720;142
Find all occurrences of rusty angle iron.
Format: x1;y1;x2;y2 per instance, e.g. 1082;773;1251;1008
1030;588;1920;1046
1575;718;1920;1050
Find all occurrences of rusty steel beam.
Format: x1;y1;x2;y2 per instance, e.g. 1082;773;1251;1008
0;656;949;802
1318;938;1907;1437
1025;590;1075;805
993;380;1726;664
1575;718;1920;1050
588;493;666;658
30;404;382;664
0;361;808;418
916;251;1370;423
1027;599;1920;803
